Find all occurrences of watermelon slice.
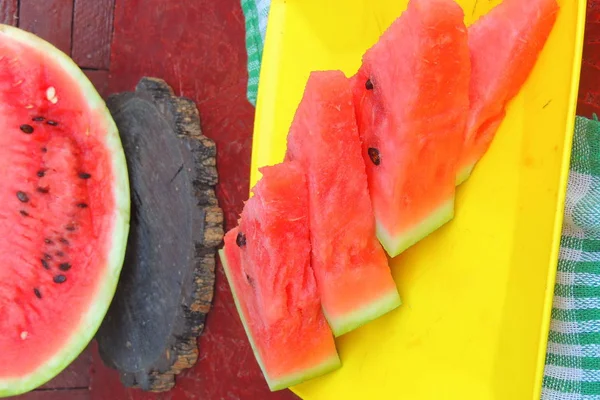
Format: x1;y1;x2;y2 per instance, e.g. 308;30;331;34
456;0;559;184
219;162;340;391
0;25;130;396
285;70;400;336
351;0;470;257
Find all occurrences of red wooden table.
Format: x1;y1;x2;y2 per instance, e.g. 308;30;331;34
3;0;600;399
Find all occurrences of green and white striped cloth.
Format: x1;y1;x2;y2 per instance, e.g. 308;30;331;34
241;2;599;398
542;116;600;399
241;0;270;106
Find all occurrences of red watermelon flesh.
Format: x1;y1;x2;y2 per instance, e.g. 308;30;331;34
219;162;340;391
456;0;559;184
351;0;470;257
285;70;400;337
0;25;129;396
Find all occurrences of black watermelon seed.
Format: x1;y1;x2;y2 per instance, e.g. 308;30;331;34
53;275;66;284
78;172;91;180
44;238;53;245
44;253;52;261
20;124;34;134
16;191;29;203
33;288;42;299
55;251;64;257
246;274;255;287
59;263;71;271
65;224;76;232
236;232;246;248
365;79;374;90
368;147;381;166
36;187;49;194
19;210;29;217
32;116;45;122
41;259;50;270
77;203;88;208
37;170;45;178
46;120;58;126
41;147;47;153
59;238;69;245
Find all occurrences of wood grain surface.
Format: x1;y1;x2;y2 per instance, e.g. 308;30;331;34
72;0;114;69
96;77;221;392
18;0;74;54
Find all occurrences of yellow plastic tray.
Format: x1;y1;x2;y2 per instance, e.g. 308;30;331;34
250;0;585;398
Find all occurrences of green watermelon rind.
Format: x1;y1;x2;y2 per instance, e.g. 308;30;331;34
377;199;454;258
456;163;476;186
0;25;130;398
218;249;342;391
325;290;402;337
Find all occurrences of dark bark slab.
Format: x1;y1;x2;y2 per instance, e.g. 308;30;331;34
96;77;222;392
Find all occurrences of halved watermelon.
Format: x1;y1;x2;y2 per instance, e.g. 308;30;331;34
456;0;559;184
219;162;340;391
351;0;470;257
286;70;400;336
0;25;130;396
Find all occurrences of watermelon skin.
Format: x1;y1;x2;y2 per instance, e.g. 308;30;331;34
285;70;400;336
351;0;470;257
457;0;559;184
220;162;340;391
0;25;130;397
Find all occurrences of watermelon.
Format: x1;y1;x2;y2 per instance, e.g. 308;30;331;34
0;25;129;396
456;0;559;184
219;162;340;391
351;0;470;257
285;70;400;336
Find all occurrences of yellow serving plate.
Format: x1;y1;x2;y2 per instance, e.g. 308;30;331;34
250;0;585;398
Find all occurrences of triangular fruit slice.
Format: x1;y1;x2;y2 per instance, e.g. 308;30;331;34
219;162;340;391
351;0;470;257
456;0;559;184
286;70;401;337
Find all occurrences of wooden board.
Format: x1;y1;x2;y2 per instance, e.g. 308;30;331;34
0;0;18;26
10;389;90;400
39;347;91;390
18;0;74;54
72;0;115;69
95;77;222;392
83;70;109;99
